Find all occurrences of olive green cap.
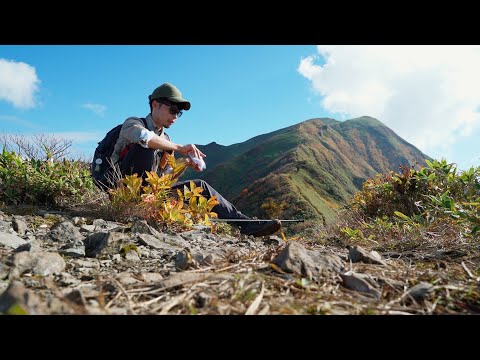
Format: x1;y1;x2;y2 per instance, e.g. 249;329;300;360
148;83;191;110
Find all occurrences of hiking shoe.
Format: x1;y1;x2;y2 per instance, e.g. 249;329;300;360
239;219;282;237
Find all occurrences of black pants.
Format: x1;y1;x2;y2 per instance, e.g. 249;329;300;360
120;144;246;219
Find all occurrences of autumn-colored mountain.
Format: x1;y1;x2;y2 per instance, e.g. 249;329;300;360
184;116;430;224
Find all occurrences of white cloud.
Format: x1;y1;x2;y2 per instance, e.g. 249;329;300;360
82;103;106;117
48;131;104;143
0;58;40;109
0;115;41;129
1;131;102;144
298;45;480;154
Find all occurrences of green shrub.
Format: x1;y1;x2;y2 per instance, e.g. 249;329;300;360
351;158;480;235
0;147;96;206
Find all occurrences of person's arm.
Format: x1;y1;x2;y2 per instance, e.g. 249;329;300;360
147;134;205;171
147;134;205;159
121;118;205;170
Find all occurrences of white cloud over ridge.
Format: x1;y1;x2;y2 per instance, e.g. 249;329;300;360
298;45;480;154
0;58;40;109
82;103;106;117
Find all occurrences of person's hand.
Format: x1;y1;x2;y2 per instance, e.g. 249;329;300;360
178;144;206;159
186;157;202;171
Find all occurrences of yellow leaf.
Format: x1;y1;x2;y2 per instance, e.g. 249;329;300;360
204;214;211;226
177;189;184;200
198;195;207;209
207;196;219;211
193;186;204;197
269;263;287;274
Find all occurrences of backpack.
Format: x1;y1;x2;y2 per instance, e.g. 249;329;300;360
91;117;147;191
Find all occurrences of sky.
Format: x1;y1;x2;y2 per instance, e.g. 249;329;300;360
0;45;479;170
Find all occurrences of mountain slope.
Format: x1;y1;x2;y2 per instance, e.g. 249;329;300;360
184;116;430;224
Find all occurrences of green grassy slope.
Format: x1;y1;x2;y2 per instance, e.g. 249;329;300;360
180;117;431;223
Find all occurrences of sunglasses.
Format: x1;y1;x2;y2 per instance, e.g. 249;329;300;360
157;100;183;117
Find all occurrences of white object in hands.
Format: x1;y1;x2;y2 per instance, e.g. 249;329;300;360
189;152;206;171
164;165;174;175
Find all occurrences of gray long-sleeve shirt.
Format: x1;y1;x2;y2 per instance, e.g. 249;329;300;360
111;113;168;172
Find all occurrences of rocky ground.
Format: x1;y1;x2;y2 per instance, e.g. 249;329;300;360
1;207;479;315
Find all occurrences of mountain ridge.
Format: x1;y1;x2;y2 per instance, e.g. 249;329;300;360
184;116;430;223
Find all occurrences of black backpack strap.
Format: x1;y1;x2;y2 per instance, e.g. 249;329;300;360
119;117;149;160
160;131;173;158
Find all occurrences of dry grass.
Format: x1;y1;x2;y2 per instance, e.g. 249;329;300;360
66;236;480;315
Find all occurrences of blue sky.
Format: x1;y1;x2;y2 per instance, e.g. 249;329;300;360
1;45;479;170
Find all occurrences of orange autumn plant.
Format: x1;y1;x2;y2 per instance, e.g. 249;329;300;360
109;154;218;228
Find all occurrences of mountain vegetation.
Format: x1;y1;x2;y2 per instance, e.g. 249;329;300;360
187;116;430;224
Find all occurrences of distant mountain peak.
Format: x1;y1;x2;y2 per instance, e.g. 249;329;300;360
187;115;430;224
343;116;384;125
304;118;340;126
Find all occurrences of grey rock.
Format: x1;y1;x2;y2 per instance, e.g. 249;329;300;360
0;220;11;232
404;282;434;302
59;245;86;258
0;232;27;249
425;249;468;260
64;289;87;306
136;233;182;251
57;272;81;287
165;233;192;248
180;230;206;243
116;272;140;285
83;232;128;257
195;292;211;308
137;246;150;257
125;250;140;262
48;221;84;243
9;251;66;278
340;272;381;298
202;252;222;265
0;263;10;280
72;258;101;269
192;224;211;232
348;245;387;265
272;242;344;280
131;220;162;236
175;249;199;271
100;259;113;267
80;224;96;233
0;281;8;296
141;272;164;283
36;224;49;237
93;219;123;232
14;236;42;253
12;216;28;236
157;272;225;290
0;281;46;314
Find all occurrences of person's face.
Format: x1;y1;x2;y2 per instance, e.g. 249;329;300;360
152;99;183;129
